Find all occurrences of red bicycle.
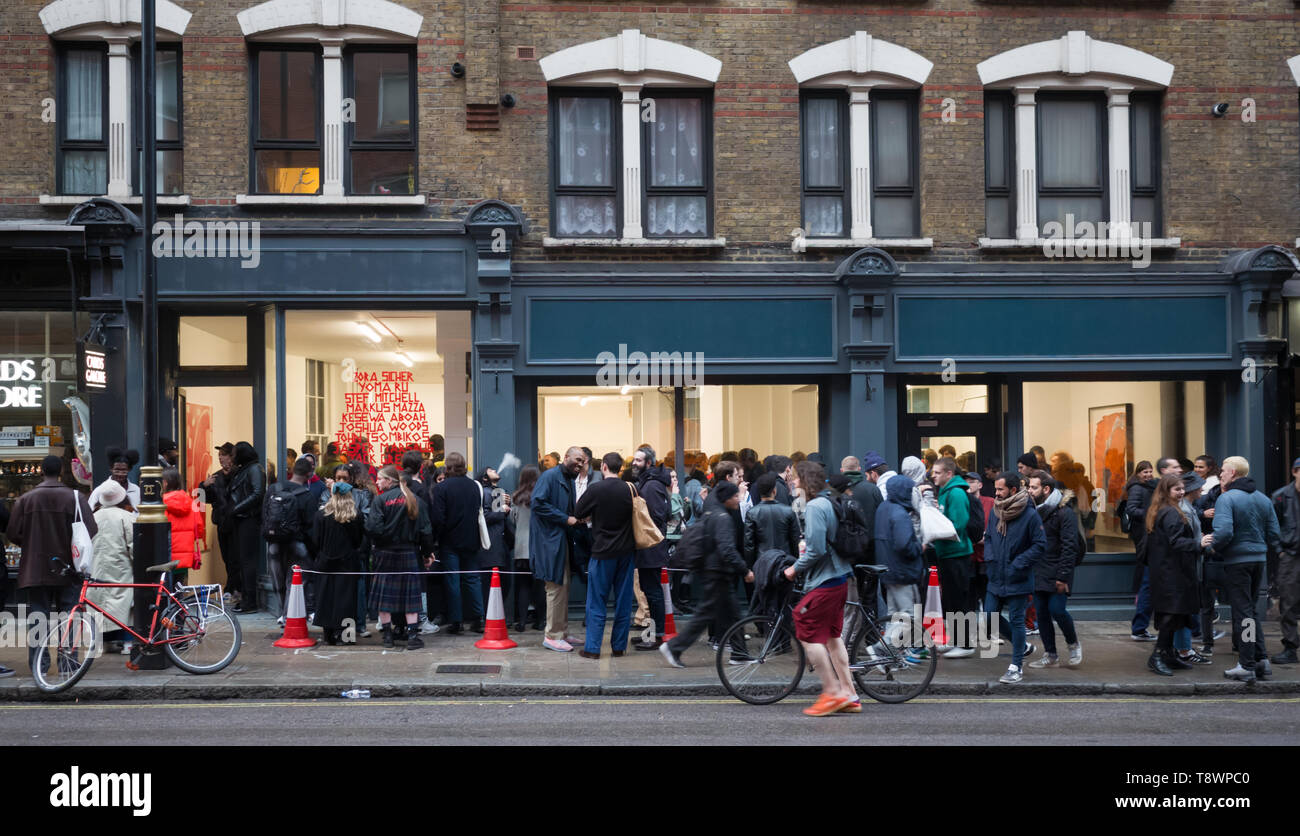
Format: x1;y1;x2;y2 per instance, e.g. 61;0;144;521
31;558;242;694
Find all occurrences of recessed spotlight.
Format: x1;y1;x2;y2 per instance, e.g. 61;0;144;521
357;322;382;343
394;350;414;368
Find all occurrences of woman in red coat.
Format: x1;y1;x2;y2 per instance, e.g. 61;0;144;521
163;468;204;586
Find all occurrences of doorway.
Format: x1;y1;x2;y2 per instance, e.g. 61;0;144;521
898;380;1002;474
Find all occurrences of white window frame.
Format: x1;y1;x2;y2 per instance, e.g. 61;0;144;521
539;29;724;247
235;0;425;206
977;30;1179;249
787;31;933;252
38;0;191;204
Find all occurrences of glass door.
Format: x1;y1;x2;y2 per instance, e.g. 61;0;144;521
899;380;1001;476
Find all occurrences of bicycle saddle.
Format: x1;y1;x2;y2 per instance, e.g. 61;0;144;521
146;560;180;573
853;564;889;574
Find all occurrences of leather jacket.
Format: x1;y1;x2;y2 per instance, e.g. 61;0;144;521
228;462;265;519
744;499;801;565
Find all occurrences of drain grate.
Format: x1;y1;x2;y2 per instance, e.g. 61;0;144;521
436;664;502;675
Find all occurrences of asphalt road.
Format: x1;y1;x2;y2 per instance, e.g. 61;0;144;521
3;695;1297;746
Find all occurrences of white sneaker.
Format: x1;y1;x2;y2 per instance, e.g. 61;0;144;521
420;621;441;634
999;664;1023;684
276;616;286;627
935;644;954;653
1027;627;1040;636
359;628;372;638
1067;643;1083;666
1028;652;1058;668
942;647;976;659
543;638;573;652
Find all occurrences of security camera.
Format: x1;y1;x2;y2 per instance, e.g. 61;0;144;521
1211;102;1229;118
500;93;517;108
450;62;465;78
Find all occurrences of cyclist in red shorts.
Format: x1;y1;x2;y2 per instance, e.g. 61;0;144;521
783;460;858;716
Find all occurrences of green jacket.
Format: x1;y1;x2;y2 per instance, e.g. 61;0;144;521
933;476;974;559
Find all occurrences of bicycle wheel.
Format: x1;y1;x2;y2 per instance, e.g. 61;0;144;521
849;619;937;704
31;606;97;694
162;599;242;674
716;615;806;705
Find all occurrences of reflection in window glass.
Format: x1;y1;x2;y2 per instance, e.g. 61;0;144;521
906;385;988;414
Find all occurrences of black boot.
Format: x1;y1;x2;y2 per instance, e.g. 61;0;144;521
406;623;424;650
1148;650;1173;676
381;623;395;649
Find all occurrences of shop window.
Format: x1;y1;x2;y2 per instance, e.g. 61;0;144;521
905;384;988;414
1022;380;1206;554
345;48;417;195
251;47;322;195
178;317;247;367
57;44;109;195
688;385;819;465
538;386;677;468
551;90;619;237
131;45;184;194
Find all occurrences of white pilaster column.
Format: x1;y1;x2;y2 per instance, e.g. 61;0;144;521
620;83;643;239
321;39;344;197
848;86;872;240
106;38;132;198
1107;88;1133;240
1013;87;1038;241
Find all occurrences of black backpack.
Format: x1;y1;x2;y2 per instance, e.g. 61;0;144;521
965;492;986;544
261;483;306;543
830;494;872;563
668;515;713;571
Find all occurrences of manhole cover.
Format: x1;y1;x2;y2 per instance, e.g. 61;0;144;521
436;664;502;675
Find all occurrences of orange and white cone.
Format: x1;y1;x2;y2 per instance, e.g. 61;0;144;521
274;564;317;648
660;568;677;642
475;568;517;650
923;565;947;648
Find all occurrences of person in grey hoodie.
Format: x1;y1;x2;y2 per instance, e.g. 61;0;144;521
1207;456;1282;682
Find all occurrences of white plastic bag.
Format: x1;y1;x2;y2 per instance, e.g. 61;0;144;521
478;505;491;550
70;489;95;574
919;502;958;547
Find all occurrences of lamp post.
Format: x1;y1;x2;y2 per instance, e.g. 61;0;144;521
131;0;170;670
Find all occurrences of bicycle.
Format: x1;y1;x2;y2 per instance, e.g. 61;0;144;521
30;557;242;694
716;564;937;705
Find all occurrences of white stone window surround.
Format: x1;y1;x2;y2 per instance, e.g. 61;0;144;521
1290;55;1300;248
39;0;191;201
235;0;425;205
977;30;1176;248
788;31;934;252
539;29;723;245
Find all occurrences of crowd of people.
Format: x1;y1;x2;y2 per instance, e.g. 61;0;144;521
4;431;1296;711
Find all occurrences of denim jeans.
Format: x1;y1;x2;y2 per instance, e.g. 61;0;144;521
584;553;636;654
1131;567;1153;635
1031;590;1077;654
441;550;484;624
986;591;1030;668
25;585;81;670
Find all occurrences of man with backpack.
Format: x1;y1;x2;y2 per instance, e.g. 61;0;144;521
660;480;753;668
1025;470;1083;668
264;456;320;625
932;457;977;658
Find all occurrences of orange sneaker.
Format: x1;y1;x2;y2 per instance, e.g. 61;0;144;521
837;697;862;713
803;693;852;717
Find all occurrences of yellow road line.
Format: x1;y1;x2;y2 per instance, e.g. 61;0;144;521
0;695;1295;711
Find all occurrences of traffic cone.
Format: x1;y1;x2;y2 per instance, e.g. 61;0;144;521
923;565;947;647
273;565;317;648
475;568;517;650
660;568;677;642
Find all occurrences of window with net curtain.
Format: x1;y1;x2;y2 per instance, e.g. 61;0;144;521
644;95;707;237
555;95;617;237
61;47;107;195
1037;94;1106;231
802;95;845;237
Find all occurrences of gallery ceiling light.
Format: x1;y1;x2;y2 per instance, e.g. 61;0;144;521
394;350;414;368
357;321;383;343
620;385;631;395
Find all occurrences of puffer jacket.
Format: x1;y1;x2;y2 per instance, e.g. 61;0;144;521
1211;478;1281;564
164;489;205;569
1033;489;1079;593
983;490;1046;597
874;475;924;586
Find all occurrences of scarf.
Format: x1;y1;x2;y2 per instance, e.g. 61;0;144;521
994;489;1030;536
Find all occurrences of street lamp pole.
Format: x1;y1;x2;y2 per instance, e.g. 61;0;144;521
132;0;170;670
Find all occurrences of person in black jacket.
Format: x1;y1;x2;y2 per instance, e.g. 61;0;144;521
312;481;365;645
573;452;637;658
631;446;671;650
1270;458;1300;664
1123;460;1157;639
751;455;793;507
265;456;321;623
476;466;512;616
660;481;754;668
1026;471;1082;668
402;451;439;637
229;441;265;614
367;465;433;649
430;452;486;634
745;472;801;564
1143;474;1202;675
201;442;239;603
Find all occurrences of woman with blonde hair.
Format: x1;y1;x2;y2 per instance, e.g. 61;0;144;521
364;465;432;649
313;480;366;645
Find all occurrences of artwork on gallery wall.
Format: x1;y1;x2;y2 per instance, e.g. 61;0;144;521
1088;403;1133;535
186;401;213;496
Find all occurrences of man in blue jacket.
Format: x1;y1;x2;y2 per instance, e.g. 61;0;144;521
983;471;1046;683
1208;456;1282;682
530;446;584;652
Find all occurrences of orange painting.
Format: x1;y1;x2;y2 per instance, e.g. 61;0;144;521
1089;404;1133;534
186;402;213;496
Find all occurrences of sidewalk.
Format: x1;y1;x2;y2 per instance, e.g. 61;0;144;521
1;614;1296;700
